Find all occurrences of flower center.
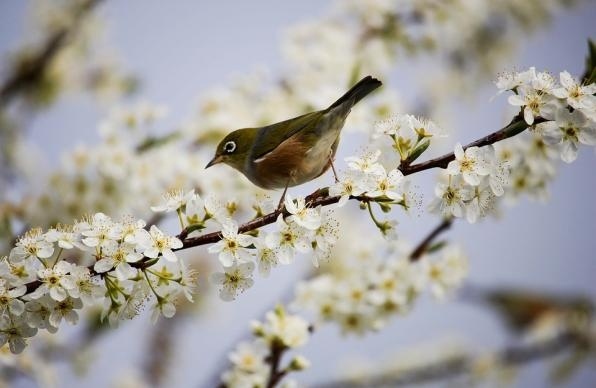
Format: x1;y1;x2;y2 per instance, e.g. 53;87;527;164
564;126;578;140
527;96;541;112
569;85;581;99
460;158;474;172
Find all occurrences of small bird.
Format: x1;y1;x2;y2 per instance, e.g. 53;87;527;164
206;76;382;204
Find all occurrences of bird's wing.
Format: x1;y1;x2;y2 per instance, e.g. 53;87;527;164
251;111;322;161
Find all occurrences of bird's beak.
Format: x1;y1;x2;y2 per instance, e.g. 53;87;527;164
205;155;223;169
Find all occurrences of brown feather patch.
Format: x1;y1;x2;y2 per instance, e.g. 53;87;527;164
252;135;316;189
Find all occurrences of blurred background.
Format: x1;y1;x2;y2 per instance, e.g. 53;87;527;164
0;0;595;387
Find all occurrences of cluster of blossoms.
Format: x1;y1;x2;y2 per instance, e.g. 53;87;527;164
325;114;444;237
429;144;506;223
150;188;339;301
0;213;195;354
294;244;467;335
13;101;204;232
502;68;596;161
221;306;311;388
429;68;595;221
490;70;594;203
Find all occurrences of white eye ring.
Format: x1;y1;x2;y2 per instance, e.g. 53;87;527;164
224;141;236;153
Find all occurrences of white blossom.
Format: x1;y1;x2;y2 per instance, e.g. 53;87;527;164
254;240;279;277
67;265;103;305
447;143;490;186
255;307;310;348
150;188;195;213
137;225;182;262
49;297;83;327
210;262;255;301
0;315;37;354
0;279;26;316
541;108;596;163
207;220;254;267
466;182;496;223
285;195;321;230
228;341;268;374
367;167;404;199
508;85;554;125
423;246;468;300
265;215;312;265
428;175;473;218
329;171;366;207
81;213;119;251
30;261;75;302
345;150;385;176
552;71;596;111
9;228;54;263
94;242;143;280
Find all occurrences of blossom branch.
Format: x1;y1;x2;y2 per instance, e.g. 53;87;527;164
179;113;537;249
19;109;533;297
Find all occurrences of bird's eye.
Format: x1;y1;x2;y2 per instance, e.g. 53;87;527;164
224;141;236;153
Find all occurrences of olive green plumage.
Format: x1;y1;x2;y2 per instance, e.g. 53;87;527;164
206;76;382;189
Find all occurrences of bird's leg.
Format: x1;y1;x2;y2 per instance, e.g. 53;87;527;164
277;173;294;212
329;154;340;183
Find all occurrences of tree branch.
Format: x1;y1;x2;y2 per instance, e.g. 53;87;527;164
311;332;584;388
0;0;103;106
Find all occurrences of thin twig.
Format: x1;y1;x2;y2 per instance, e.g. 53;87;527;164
266;341;288;388
409;218;453;261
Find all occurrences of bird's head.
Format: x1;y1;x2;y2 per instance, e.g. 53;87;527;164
206;128;258;171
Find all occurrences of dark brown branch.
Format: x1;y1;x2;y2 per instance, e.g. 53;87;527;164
0;0;103;106
409;218;453;261
266;341;288;388
311;331;584;388
399;115;545;175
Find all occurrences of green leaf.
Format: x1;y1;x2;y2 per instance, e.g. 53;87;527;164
549;348;589;384
427;240;448;254
184;223;206;235
136;131;181;153
406;138;431;164
378;201;392;213
581;39;596;84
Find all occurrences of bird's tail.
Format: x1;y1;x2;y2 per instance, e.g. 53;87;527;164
327;75;382;110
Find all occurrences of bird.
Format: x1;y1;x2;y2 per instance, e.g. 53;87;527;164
205;75;382;207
